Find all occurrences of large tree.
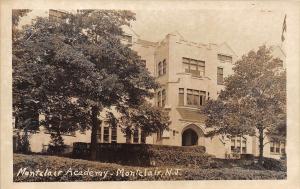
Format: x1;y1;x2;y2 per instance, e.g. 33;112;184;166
13;10;169;159
203;45;286;164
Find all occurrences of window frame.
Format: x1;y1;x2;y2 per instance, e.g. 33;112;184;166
111;126;117;143
162;59;167;74
157;91;161;107
103;126;110;143
182;57;205;77
186;89;206;107
161;89;166;107
270;141;285;155
133;128;139;143
158;62;162;76
218;54;232;64
231;136;247;154
217;67;224;85
178;88;184;106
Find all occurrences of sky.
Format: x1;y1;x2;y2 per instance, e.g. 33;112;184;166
19;9;286;57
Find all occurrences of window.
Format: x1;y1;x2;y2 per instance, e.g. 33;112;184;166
163;59;167;74
217;67;224;85
187;89;206;106
270;142;275;153
97;125;102;143
270;141;285;154
133;128;139;143
158;60;167;76
281;142;286;154
103;127;109;143
207;92;210;100
158;62;162;76
182;57;205;77
157;89;166;107
126;130;131;143
157;91;161;107
218;54;232;64
111;126;117;143
200;91;206;105
231;136;247;154
141;130;146;144
157;130;163;141
276;142;280;153
161;89;166;107
179;88;184;106
242;140;247;153
173;130;176;137
231;138;235;146
187;89;194;105
193;90;200;106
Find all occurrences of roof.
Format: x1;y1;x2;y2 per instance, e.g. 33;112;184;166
176;108;206;124
136;39;158;47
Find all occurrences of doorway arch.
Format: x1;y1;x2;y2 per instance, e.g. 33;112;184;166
182;129;198;146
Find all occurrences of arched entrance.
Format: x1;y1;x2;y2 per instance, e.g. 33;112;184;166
182;129;198;146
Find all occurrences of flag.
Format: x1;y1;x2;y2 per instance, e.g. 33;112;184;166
281;15;287;42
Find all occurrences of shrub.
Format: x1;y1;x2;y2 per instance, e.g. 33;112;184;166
262;157;287;172
15;132;31;154
72;142;209;167
240;154;255;160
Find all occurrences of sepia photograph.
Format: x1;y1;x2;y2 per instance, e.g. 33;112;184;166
1;1;299;187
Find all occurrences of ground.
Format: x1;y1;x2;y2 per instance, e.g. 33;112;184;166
13;153;286;181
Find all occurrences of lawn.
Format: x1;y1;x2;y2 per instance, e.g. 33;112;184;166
13;153;286;181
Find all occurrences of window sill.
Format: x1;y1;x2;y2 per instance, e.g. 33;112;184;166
178;105;203;110
176;72;211;80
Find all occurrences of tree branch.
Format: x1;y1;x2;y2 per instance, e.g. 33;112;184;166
263;141;271;146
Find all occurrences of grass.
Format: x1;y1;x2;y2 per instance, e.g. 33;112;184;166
13;153;286;181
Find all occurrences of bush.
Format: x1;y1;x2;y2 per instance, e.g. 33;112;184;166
240;154;255;160
47;145;67;155
72;142;209;167
262;157;287;172
15;132;31;154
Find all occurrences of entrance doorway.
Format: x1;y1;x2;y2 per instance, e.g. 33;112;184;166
182;129;198;146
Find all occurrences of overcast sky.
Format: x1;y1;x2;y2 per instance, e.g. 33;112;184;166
19;9;286;57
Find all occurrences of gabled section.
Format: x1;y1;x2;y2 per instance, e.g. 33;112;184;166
121;25;140;45
270;45;286;59
168;31;185;40
217;42;238;58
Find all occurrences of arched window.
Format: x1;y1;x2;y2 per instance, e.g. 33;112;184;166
162;59;167;74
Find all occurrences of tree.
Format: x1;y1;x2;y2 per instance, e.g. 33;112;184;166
12;9;32;41
12;9;33;153
13;10;169;159
203;45;286;164
117;102;170;139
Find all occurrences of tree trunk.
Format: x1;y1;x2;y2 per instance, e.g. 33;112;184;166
258;127;264;165
90;105;100;160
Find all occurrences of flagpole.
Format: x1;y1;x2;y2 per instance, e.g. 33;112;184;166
281;14;287;49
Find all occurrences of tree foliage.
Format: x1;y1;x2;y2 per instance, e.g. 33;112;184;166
118;102;170;136
203;45;286;163
12;9;32;41
13;10;169;158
